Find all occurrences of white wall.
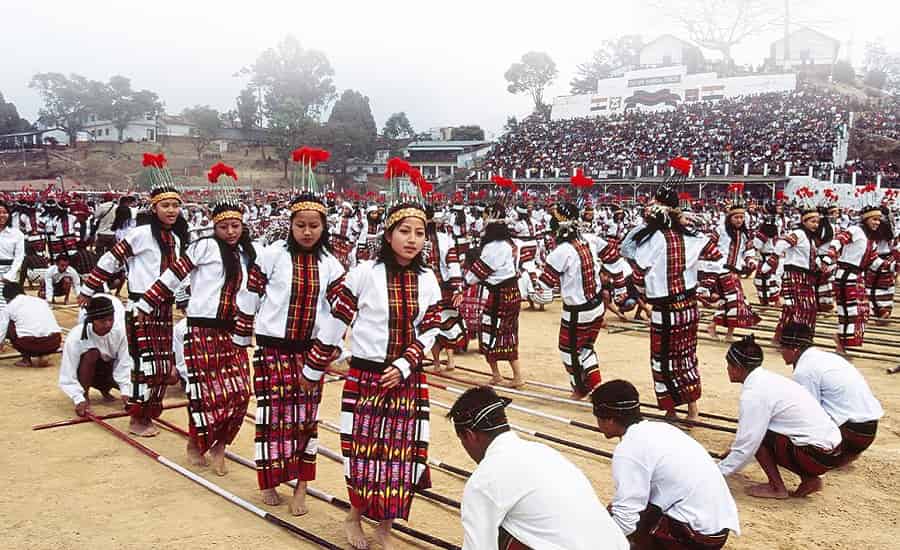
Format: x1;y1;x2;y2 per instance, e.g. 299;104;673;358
640;36;689;67
772;29;839;68
551;65;797;120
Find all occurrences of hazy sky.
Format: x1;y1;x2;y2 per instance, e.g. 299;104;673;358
3;0;898;137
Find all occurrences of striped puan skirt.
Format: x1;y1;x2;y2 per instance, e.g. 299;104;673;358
184;321;251;454
711;272;760;328
559;297;605;395
341;358;430;521
753;256;782;305
435;285;466;348
865;261;895;318
649;292;701;410
253;341;322;489
834;267;868;347
777;268;818;335
479;278;520;362
126;301;175;420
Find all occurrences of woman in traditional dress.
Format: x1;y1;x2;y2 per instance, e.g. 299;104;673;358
80;154;188;437
355;205;382;263
235;194;345;514
772;198;821;345
705;199;760;340
827;202;894;353
865;206;897;323
0;201;26;310
752;205;782;306
316;202;441;550
423;206;465;371
623;184;721;421
464;205;524;387
536;202;607;399
135;165;255;473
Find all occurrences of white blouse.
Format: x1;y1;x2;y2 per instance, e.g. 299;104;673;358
465;240;518;286
0;226;26;281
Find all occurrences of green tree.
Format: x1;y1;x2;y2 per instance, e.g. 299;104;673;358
29;72;108;148
504;51;558;116
329;89;377;136
382;112;414;140
106;75;162;142
0;92;32;135
325;90;378;172
570;35;644;94
181;105;221;159
251;35;337;177
236;86;260;130
450;125;485;141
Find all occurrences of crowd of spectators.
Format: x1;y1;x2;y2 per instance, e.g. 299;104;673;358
482;85;865;179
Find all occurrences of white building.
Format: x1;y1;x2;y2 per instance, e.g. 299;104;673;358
639;35;704;70
551;65;797;120
80;113;194;143
770;27;840;71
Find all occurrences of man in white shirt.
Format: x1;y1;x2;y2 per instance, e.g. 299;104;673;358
42;254;81;304
58;296;132;417
447;386;628;550
780;322;883;463
0;282;62;367
719;335;843;499
592;380;739;549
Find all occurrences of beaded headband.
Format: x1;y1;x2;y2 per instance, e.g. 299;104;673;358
212;210;243;224
290;201;327;215
150;191;181;205
387;207;427;229
801;211;820;222
861;209;882;221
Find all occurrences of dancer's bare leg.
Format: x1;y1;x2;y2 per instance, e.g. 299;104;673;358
344;506;369;549
289;480;308;516
507;359;524;387
261;487;282;506
374;520;395;549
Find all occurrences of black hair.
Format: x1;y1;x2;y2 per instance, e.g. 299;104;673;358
633;209;696;245
286;195;331;260
56;254;70;264
726;334;764;371
725;210;749;240
591;380;642;427
111;203;133;231
376;202;427;273
550;202;580;242
482;220;510;245
198;222;258;283
446;386;511;436
2;281;23;302
758;216;778;239
816;207;834;243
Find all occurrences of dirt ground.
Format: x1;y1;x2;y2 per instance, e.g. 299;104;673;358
2;282;899;549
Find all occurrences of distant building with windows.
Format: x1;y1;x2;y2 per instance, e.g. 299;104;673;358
639;35;704;73
769;27;841;72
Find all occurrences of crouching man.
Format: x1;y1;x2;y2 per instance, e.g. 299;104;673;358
58;296;132;416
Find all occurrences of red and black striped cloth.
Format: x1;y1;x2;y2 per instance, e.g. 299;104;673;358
650;295;701;411
710;272;760;328
762;430;842;478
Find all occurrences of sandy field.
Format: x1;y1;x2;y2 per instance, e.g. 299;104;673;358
2;282;899;549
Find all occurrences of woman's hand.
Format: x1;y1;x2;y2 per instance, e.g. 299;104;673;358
379;366;403;390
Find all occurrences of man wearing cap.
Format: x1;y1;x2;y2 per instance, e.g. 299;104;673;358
58;296;132;417
447;386;628;550
592;379;739;549
719;335;843;498
779;322;883;464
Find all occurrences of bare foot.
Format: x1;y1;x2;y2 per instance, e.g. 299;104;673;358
129;419;159;437
706;323;718;339
569;391;588;401
833;334;846;355
261;488;282;506
489;376;504;386
186;439;207;466
289;482;309;516
746;483;789;499
374;520;394;550
505;378;525;389
14;359;32;368
344;518;369;549
209;443;227;476
792;476;823;497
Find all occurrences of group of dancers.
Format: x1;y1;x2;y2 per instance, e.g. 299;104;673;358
0;153;887;549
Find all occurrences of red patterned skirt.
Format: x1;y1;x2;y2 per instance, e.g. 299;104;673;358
815;264;835;311
753;255;782;306
457;283;484;352
777;268;818;335
340;358;431;521
479;278;520;362
331;236;355;270
184;321;251;454
865;264;895;318
635;505;730;550
126;302;175;420
436;286;466;349
559;297;605;395
711;272;760;328
650;293;701;410
253;343;322;489
840;420;878;459
762;430;842;478
834;267;868;348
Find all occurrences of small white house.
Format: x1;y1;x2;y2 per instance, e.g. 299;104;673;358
81;112;160;142
770;27;840;70
639;35;704;70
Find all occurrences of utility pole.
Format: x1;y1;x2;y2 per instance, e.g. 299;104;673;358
784;0;791;69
